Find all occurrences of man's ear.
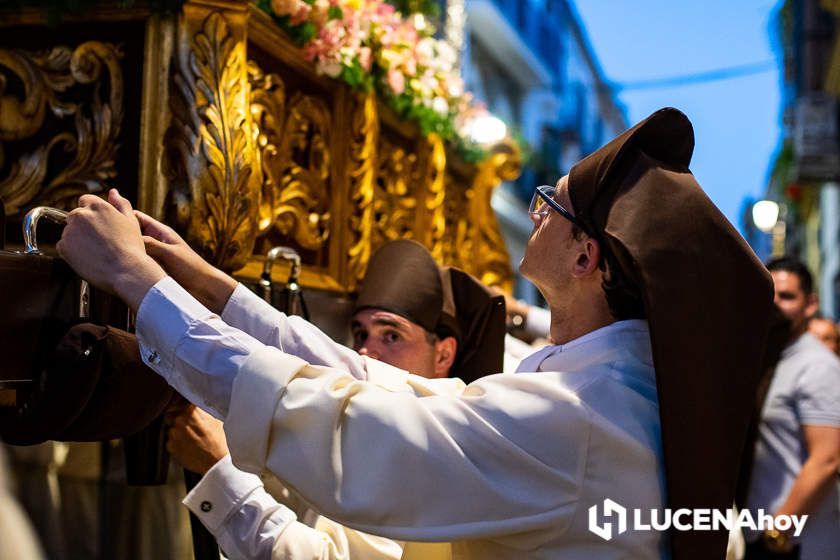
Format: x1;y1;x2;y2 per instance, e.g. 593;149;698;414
805;293;820;320
434;336;458;378
572;237;601;278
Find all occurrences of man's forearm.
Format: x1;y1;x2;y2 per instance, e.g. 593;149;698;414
775;456;840;517
114;255;167;311
190;268;237;315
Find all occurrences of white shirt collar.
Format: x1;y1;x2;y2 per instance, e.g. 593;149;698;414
516;319;651;374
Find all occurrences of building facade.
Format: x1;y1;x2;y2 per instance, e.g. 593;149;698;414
760;0;840;317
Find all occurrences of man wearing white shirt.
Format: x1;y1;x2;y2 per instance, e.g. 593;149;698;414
56;108;775;559
165;239;505;560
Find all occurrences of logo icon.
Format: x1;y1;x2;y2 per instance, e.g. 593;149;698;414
588;498;628;541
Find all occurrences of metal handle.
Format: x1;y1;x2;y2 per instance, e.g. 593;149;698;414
23;206;68;254
22;206;89;319
259;246;302;303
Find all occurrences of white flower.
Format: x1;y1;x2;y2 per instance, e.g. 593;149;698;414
432;96;449;115
435;41;457;67
318;59;343;78
416;37;435;61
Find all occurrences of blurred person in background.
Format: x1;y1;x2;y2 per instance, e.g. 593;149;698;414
744;257;840;559
807;317;839;355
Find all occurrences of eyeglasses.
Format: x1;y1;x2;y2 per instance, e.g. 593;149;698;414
529;185;591;234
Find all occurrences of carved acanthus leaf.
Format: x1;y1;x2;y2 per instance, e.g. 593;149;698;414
166;10;260;272
0;41;123;218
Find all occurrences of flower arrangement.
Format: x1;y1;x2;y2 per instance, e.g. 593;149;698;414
257;0;492;160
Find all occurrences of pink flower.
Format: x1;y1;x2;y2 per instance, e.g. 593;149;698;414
386;69;405;95
291;3;312;24
358;46;372;71
376;3;395;17
271;0;302;17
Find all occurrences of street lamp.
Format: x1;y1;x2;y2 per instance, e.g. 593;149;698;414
463;114;507;145
752;200;780;233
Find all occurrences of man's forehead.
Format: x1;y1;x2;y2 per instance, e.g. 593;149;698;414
352;308;420;330
770;270;802;290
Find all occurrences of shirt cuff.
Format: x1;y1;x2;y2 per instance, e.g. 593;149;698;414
136;276;215;377
225;346;309;475
221;283;257;324
183;455;267;532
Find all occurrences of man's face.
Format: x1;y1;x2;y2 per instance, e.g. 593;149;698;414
771;270;818;337
520;175;580;300
808;318;839;354
351;308;438;377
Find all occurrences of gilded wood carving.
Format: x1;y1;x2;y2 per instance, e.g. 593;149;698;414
372;135;421;246
440;169;473;271
469;139;521;290
422;133;446;261
165;5;260;272
0;41;123;218
0;1;519;295
250;60;331;252
345;92;379;290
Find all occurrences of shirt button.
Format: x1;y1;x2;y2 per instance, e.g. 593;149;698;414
200;501;212;512
147;350;161;365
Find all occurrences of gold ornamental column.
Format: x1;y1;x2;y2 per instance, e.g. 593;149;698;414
344;92;380;292
469;138;521;291
164;0;261;272
438;138;520;291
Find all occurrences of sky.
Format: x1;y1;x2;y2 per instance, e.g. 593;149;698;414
573;0;783;230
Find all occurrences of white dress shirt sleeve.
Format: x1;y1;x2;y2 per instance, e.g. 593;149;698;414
184;455;295;560
226;348;587;543
221;284;367;378
185;455;405;560
135;277;263;418
136;278;587;544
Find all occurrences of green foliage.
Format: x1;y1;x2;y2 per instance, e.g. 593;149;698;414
385;92;454;140
384;0;439;18
327;5;342;20
340;59;374;91
452;136;489;164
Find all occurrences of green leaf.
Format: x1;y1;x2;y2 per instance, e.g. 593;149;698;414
298;21;317;43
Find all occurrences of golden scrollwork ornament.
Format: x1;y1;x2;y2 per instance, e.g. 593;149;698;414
421;133;446;261
345;92;379;290
262;90;332;251
372;135;421;247
470;139;521;290
0;41;123;218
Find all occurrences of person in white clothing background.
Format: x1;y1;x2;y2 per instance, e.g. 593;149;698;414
55;108;775;559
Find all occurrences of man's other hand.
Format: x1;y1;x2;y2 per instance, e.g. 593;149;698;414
57;190;165;310
135;211;236;314
166;404;229;475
